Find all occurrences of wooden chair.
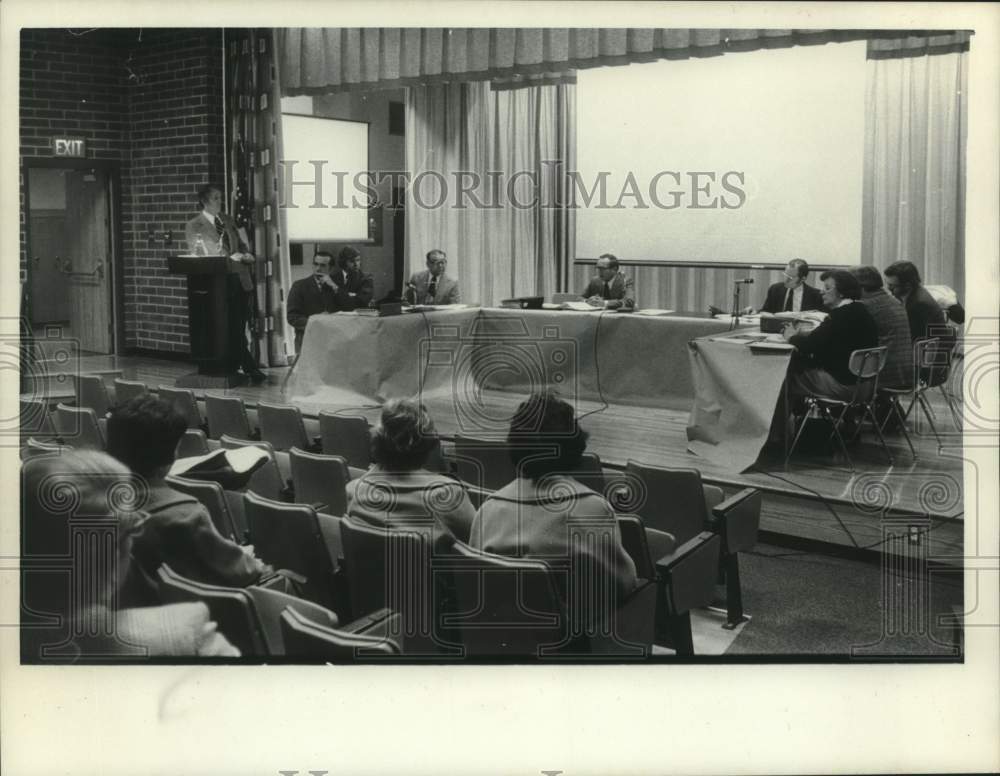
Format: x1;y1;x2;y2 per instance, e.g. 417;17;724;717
73;374;113;417
279;606;401;659
53;403;105;449
112;378;149;405
157;385;205;430
289;447;350;516
165;474;241;542
205;394;254;440
617;515;721;655
786;346;890;470
243;491;340;611
257;400;317;452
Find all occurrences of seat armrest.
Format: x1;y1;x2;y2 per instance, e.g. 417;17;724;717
709;487;761;553
341;607;401;639
655;531;719;572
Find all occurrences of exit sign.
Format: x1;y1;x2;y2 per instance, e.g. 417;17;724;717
52;136;86;157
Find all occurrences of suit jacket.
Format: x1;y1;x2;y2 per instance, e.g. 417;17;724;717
331;268;375;310
406;269;461;305
286;276;341;351
760;281;824;314
788;301;880;385
184;211;253;291
581;272;635;310
858;290;914;389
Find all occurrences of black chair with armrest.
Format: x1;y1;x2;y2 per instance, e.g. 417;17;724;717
706;487;761;628
279;606;401;658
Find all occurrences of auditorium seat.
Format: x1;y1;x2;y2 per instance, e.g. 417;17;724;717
53;403;105;449
288;447;350;516
219;435;287;500
175;428;210;459
243;491;340;611
617;514;721;655
787;346;890;470
279;606;401;659
20;398;58;441
73;374;113;417
165;474;242;543
205;394;255;440
448;540;656;658
157;385;205;431
318;412;371;471
257;401;318;452
339;516;460;655
706;487;762;627
620;461;724;545
112;378;149;405
20;438;72;460
453;435;516;491
244;585;340;655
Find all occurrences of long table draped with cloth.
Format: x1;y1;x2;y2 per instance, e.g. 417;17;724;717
286;307;740;423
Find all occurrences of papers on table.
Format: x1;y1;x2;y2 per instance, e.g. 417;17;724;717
713;313;761;324
560;301;604;311
403;303;474;312
633;308;675;316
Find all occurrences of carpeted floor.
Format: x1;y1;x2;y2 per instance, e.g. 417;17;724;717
724;543;963;657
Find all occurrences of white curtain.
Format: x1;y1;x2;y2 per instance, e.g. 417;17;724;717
405;82;574;305
862;50;967;299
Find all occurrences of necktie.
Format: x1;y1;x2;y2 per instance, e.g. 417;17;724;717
214;215;230;255
427;278;437;303
783;288;793;312
603;281;610;299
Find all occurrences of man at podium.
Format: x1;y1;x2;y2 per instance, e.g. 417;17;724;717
184;184;266;384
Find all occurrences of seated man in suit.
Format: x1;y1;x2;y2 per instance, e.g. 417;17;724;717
758;258;825;314
781;270;880;401
106;396;273;597
331;246;375;311
406;249;461;305
580;253;634;310
184;183;265;383
884;260;955;385
286;251;341;353
849;265;914;389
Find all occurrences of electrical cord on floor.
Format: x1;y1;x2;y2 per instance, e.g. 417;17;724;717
576;310;611;422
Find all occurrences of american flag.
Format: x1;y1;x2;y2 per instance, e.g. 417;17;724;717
230;35;255;249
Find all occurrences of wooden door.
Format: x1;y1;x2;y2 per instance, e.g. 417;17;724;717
28;212;70;324
63;169;113;354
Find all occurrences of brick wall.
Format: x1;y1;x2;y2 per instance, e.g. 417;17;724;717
20;28;225;354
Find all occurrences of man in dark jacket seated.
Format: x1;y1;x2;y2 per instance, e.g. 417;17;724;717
884;260;955;384
781;270;880;402
106;396;272;595
758;258;825;314
285;251;341;353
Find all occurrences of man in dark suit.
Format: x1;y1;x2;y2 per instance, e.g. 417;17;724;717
782;270;880;401
580;253;634;310
286;251;341;353
758;258;825;314
332;246;375;310
406;249;461;305
184;183;265;383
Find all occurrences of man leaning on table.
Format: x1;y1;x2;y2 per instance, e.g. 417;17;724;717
406;249;461;305
581;254;635;310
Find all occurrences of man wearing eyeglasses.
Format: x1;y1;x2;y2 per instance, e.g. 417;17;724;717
286;251;342;353
405;249;461;305
758;258;825;314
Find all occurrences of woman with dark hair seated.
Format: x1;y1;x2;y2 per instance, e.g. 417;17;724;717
345;399;475;548
20;450;238;659
469;393;638;603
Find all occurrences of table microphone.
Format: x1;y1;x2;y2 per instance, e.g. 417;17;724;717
735;278;755;284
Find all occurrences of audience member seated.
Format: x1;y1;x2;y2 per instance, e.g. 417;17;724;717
345;398;474;549
469;393;638;609
21;450;239;658
781;270;880;402
849;265;914;389
581;253;635;310
106;396;272;590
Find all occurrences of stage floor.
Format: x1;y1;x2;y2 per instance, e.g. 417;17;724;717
25;352;967;561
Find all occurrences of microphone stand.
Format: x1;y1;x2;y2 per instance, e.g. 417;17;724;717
730;281;743;331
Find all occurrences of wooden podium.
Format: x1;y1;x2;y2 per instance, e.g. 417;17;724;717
167;255;249;388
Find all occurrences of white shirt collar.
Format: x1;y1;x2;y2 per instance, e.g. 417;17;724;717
201;210;217;225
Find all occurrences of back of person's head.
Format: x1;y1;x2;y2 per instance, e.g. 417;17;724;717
21;450;145;612
597;253;619;270
371;399;439;471
820;270;863;301
507;393;588;480
107;396;187;478
849;265;884;292
788;258;810;279
884;260;922;289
